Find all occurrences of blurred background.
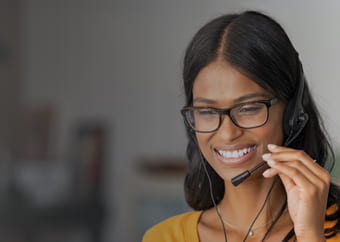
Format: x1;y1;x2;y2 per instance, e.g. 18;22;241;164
0;0;340;241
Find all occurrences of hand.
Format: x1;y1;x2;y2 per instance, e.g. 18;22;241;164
262;144;330;241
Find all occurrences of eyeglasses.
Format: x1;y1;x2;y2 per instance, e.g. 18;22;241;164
181;98;278;133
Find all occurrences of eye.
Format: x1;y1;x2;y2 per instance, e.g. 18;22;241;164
195;108;218;119
198;109;215;115
238;103;265;115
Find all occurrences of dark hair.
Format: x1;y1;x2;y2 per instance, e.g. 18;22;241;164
182;11;340;238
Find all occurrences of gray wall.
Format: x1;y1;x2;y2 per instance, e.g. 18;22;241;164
19;0;340;241
0;2;21;155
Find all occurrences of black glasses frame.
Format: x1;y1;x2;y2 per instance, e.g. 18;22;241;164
181;98;278;133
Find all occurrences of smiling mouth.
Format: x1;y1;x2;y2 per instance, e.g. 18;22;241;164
216;145;257;159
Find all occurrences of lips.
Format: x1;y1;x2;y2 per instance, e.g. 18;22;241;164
214;144;257;165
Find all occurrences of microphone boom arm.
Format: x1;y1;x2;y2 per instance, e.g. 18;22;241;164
231;161;266;186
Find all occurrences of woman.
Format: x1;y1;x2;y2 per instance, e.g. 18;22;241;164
143;11;340;241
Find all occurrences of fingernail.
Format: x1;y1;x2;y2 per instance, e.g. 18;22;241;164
268;144;277;150
262;169;270;176
262;153;271;159
267;159;276;166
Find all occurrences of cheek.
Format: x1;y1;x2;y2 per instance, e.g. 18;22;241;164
196;133;214;158
196;133;209;148
258;123;284;146
262;107;285;145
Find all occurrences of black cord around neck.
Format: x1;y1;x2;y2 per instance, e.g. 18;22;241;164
282;228;295;241
191;132;292;242
261;199;287;241
201;157;228;241
192;134;228;242
243;176;278;241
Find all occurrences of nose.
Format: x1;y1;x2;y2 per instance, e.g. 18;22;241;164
215;115;243;142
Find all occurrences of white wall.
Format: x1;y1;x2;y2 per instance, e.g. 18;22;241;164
238;0;340;146
19;1;340;241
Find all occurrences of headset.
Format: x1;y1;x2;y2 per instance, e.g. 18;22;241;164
283;58;309;146
231;55;309;186
183;53;309;241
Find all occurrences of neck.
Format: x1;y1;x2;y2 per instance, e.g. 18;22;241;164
218;176;286;230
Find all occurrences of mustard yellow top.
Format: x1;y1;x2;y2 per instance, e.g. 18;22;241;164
143;204;340;242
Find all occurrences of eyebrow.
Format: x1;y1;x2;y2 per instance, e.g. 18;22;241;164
193;93;270;104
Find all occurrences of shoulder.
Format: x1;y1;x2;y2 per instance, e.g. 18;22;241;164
142;210;203;242
325;204;340;241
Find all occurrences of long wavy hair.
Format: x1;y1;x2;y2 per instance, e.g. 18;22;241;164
182;11;340;238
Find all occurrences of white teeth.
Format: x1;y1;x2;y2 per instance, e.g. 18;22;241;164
217;145;256;158
232;151;238;158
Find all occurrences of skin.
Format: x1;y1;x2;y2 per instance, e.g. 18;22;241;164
263;145;330;241
193;60;330;241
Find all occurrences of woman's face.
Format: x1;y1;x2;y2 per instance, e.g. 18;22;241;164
192;60;286;182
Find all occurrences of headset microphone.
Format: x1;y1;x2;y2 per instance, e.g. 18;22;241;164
231;56;309;186
231;134;297;186
231;161;266;186
231;139;293;186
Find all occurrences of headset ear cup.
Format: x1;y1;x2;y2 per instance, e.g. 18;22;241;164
283;100;295;138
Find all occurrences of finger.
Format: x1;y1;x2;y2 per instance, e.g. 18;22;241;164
267;159;326;190
278;173;296;192
263;150;321;177
265;159;315;188
263;145;327;180
262;167;277;178
264;152;330;186
267;144;295;152
263;168;298;193
262;165;299;188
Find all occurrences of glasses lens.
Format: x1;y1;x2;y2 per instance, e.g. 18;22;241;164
186;108;219;132
231;102;268;128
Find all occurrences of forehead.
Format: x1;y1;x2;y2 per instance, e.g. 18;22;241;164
192;61;271;104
